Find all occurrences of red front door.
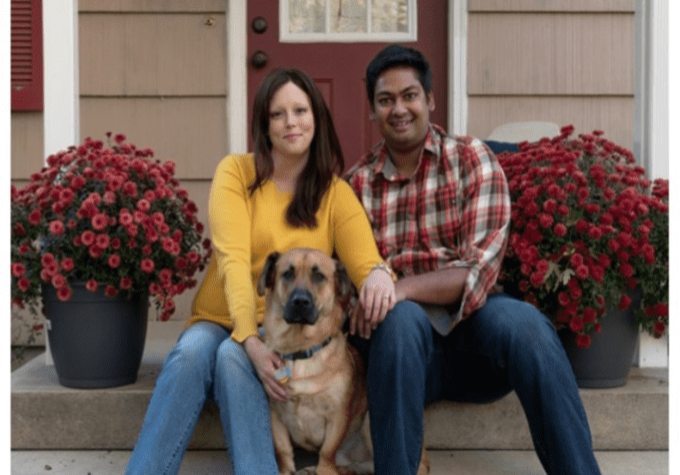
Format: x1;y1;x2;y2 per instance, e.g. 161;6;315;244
247;0;448;171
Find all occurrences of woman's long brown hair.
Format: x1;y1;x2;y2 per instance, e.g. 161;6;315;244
249;68;344;228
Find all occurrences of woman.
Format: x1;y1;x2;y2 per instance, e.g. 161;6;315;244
124;68;396;475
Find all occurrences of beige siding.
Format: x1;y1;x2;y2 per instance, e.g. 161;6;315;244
469;0;634;12
79;0;225;13
11;112;44;179
469;96;634;149
467;3;635;147
80;14;227;96
468;14;634;95
78;4;227;321
80;97;227;179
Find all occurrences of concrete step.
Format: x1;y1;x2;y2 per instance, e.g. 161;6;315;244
9;450;670;475
11;323;669;452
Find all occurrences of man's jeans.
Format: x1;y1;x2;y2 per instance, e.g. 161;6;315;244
349;293;601;475
124;322;279;475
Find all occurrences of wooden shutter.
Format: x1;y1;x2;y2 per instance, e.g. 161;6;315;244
11;0;43;111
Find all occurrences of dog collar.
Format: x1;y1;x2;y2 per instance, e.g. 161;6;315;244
277;337;333;361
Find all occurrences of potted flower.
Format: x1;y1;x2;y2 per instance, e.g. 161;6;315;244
11;133;211;387
495;125;668;387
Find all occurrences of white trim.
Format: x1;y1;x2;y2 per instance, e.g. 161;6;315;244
449;0;467;136
43;0;79;159
280;0;417;43
42;0;80;366
633;0;668;368
634;0;669;180
228;1;248;154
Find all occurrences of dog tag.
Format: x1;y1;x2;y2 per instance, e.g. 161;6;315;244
274;366;291;384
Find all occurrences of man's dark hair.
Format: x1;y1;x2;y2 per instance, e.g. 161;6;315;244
365;44;432;105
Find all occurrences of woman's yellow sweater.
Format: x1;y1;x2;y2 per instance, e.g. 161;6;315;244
189;154;383;342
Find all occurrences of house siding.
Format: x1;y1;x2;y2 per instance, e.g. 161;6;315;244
467;1;635;148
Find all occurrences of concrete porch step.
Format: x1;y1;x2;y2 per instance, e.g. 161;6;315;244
11;323;669;452
10;449;670;475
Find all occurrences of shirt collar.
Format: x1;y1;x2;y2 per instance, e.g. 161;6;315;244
372;124;444;181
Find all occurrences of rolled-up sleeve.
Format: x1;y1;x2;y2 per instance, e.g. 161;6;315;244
450;139;511;319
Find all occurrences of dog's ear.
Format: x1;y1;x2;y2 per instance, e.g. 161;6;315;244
257;252;280;296
334;260;355;306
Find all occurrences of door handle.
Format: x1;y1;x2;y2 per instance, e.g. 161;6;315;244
251;51;268;69
252;16;268;34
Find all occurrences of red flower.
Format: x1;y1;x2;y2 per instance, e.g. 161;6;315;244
55;286;72;301
60;258;74;272
553;223;567;237
95;234;110;249
85;279;98;292
119;211;134;226
618;293;632;310
28;209;41;225
583;307;597;323
92;213;109;231
653;321;666;338
141;258;155;273
569;316;584;333
41;253;56;267
108;254;121;268
136;199;151;212
17;277;30;292
81;230;96;246
49;220;65;235
576;334;592;349
104;285;118;297
575;265;589;280
119;277;132;290
619;263;634;278
11;262;26;277
123;181;138;197
51;274;66;288
558;292;570;306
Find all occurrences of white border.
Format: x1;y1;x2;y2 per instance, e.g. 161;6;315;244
449;0;467;136
42;0;80;366
633;0;669;368
280;0;417;43
227;1;248;154
43;0;79;159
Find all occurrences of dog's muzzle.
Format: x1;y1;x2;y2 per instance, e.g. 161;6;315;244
283;288;318;325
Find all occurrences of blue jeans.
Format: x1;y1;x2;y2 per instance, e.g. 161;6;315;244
124;322;279;475
349;294;601;475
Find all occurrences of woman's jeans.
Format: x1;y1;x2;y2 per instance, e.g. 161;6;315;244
349;293;602;475
124;321;279;475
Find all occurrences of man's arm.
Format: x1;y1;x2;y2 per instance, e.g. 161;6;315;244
394;266;469;306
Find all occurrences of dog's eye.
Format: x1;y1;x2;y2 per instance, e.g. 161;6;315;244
282;268;295;281
311;269;326;284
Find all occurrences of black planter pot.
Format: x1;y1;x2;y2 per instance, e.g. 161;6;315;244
559;288;641;389
42;282;149;389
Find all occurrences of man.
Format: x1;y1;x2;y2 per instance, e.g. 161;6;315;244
344;44;601;475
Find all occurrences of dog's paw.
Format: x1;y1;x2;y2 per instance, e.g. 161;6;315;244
293;468;316;475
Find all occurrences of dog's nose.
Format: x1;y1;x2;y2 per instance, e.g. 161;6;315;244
284;288;318;325
290;289;313;310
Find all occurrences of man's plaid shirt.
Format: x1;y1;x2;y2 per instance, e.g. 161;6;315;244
344;124;511;329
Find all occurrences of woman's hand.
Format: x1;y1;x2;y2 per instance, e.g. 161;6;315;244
350;267;397;339
243;335;289;403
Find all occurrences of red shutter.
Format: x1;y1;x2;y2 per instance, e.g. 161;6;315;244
11;0;43;111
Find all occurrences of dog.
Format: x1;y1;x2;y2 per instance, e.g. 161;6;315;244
257;248;430;475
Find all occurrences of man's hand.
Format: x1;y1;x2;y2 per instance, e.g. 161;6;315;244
350;267;397;338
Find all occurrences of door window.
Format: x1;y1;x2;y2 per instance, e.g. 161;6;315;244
282;0;416;42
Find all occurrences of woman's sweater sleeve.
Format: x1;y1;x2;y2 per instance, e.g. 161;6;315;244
208;156;259;343
332;179;384;289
